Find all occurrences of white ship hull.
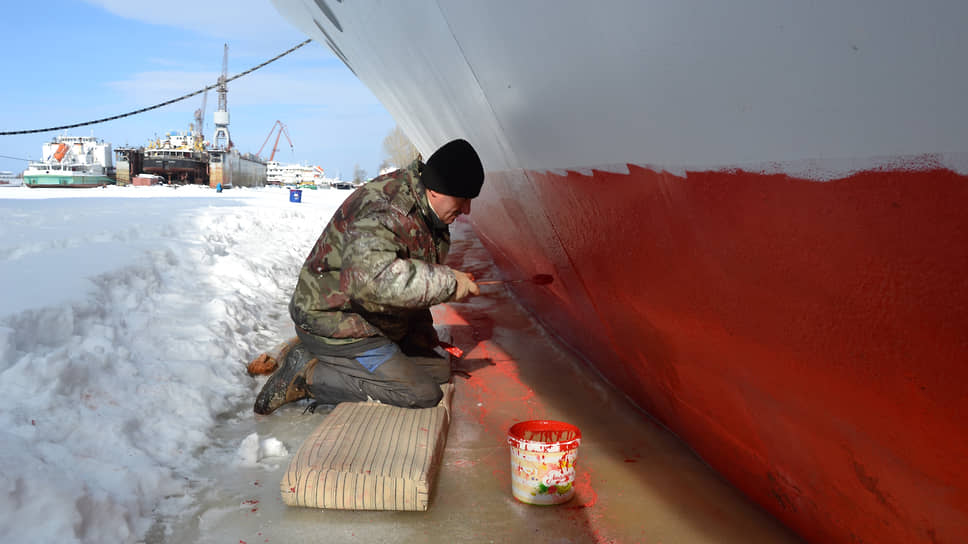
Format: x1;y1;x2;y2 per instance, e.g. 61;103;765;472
270;2;968;543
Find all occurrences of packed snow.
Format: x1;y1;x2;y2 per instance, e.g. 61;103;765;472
0;184;352;543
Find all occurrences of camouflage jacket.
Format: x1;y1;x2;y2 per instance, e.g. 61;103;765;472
289;161;456;343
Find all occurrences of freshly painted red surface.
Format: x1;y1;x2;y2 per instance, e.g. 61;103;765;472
470;164;968;544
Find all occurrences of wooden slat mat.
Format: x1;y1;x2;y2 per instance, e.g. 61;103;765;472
280;384;454;511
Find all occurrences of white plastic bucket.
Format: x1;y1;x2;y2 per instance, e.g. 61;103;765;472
507;420;582;505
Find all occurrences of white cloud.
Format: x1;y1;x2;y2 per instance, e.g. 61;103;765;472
144;57;188;68
84;0;295;38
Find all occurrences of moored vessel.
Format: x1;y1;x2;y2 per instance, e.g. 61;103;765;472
23;134;115;188
142;129;209;185
137;51;267;190
270;2;968;543
264;160;323;187
0;170;21;186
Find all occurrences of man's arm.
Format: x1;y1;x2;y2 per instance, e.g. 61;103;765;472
340;213;456;309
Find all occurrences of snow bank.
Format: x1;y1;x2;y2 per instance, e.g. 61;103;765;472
0;185;349;543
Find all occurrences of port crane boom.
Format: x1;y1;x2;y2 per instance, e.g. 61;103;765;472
193;89;208;142
258;120;293;161
212;44;232;149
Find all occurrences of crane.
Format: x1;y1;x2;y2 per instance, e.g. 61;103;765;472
257;120;294;162
212;44;232;149
193;88;208;142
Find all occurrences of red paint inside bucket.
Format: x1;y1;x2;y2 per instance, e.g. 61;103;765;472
508;420;582;452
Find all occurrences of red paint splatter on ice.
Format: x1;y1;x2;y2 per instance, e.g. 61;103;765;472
569;471;598;509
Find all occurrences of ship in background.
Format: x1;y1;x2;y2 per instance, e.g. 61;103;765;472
269;2;967;543
116;45;266;189
23;134;115;188
266;161;329;188
0;170;22;186
260;121;327;188
140;128;208;184
118;123;265;189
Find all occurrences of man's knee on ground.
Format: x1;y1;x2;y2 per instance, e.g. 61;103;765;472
409;382;444;408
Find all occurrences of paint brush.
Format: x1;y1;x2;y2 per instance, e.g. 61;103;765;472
477;274;554;286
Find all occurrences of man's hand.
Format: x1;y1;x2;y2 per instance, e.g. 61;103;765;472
451;269;480;301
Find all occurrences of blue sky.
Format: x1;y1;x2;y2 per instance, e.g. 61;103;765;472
0;0;396;180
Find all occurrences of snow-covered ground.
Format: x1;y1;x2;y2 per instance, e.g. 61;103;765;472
0;184;352;543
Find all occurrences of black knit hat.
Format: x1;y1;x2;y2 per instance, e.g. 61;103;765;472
422;139;484;198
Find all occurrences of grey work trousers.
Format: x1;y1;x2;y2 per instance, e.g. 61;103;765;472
295;329;450;409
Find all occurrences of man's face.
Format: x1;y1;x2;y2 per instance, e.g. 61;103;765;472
427;190;472;224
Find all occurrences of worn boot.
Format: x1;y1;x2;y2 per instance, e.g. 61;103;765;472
253;343;318;415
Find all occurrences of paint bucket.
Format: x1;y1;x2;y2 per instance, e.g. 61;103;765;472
507;420;581;505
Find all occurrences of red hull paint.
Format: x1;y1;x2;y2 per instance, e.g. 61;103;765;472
471;164;968;544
